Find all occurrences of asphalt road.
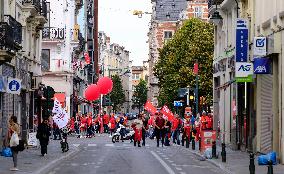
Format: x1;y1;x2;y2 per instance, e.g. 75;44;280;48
44;134;228;174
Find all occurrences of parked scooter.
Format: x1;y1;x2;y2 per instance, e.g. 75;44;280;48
112;124;134;143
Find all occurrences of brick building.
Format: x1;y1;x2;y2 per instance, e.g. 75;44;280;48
148;0;208;107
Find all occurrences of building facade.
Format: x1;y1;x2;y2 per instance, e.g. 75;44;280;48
0;0;48;149
210;0;284;163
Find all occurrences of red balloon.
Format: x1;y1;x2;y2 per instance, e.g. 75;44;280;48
97;77;113;95
85;84;100;101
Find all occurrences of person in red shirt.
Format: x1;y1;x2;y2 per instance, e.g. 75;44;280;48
201;111;207;130
172;114;181;144
86;114;93;138
109;114;116;136
98;114;104;134
154;112;165;147
103;111;110;133
206;113;213;130
182;115;191;147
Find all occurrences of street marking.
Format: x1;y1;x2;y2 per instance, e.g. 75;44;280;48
180;172;186;174
105;144;115;147
88;144;97;147
72;144;80;147
150;151;176;174
175;167;182;171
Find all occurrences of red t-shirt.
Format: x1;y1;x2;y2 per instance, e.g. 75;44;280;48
155;116;165;129
103;114;110;124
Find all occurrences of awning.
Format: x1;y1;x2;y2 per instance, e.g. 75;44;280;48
54;93;65;107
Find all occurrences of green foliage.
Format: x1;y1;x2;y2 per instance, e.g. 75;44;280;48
132;79;148;113
109;75;125;113
154;18;214;109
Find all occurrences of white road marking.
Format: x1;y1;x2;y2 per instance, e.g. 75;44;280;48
88;144;97;147
180;172;186;174
150;151;176;174
72;144;80;147
105;144;115;147
175;167;182;171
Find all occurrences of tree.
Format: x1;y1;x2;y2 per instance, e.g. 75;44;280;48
109;75;125;113
132;79;148;113
154;18;214;111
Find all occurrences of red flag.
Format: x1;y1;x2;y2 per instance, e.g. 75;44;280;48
84;52;90;64
144;100;157;114
194;63;198;75
161;105;174;121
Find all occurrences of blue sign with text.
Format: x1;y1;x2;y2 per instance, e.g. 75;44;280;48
236;19;248;62
253;58;271;74
174;101;183;107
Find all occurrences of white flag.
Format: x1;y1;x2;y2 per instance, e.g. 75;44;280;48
52;109;68;129
52;98;62;114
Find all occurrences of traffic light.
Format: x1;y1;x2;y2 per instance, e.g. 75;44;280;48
42;86;55;118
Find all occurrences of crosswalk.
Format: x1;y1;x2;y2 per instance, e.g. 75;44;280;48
72;143;150;148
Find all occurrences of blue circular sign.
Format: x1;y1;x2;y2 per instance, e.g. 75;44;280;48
9;80;20;92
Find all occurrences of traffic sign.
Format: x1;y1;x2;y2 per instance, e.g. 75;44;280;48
7;78;21;95
254;37;267;56
174;101;183;107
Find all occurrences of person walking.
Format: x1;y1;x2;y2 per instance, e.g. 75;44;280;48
8;115;20;171
142;114;148;146
103;111;110;133
37;118;51;156
154;112;165;147
109;114;116;136
133;114;143;147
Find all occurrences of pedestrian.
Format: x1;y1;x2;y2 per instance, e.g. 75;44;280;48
36;118;51;156
98;114;104;134
109;114;116;136
164;117;171;146
182;115;191;147
7;115;20;171
133;114;143;147
103;111;110;133
172;114;181;145
142;114;149;146
154;112;165;147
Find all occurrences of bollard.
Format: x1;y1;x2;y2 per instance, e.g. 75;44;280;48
249;153;255;174
199;138;201;151
221;143;226;162
212;141;217;158
267;160;273;174
192;139;195;150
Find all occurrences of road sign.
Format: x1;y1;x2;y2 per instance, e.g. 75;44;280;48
254;37;267;56
235;62;253;77
174;101;183;107
236;19;248;62
7;78;21;95
253;57;270;74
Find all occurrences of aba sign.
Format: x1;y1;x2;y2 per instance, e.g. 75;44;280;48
253;58;270;74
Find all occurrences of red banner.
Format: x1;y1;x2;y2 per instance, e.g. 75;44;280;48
160;105;174;121
144;100;157;114
84;52;90;64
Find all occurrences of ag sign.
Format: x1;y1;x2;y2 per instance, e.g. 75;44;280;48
235;62;253;77
253;57;270;74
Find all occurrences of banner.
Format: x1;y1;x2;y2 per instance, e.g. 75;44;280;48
144;100;157;114
160;105;174;121
52;98;68;129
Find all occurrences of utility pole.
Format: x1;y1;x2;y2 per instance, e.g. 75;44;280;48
93;0;99;83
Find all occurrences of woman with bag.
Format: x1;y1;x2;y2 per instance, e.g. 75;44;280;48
8;115;20;171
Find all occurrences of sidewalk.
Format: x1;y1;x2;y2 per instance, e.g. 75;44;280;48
0;138;79;174
183;142;284;174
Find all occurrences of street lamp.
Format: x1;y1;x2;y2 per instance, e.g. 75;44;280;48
209;1;223;25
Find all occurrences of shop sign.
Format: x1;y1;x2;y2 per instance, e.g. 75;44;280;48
253;37;267;56
235;75;253;83
236;18;248;62
253;58;271;74
235;62;253;77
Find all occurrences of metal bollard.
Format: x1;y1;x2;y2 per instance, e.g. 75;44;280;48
192;139;195;150
267;160;273;174
221;143;226;162
249;153;255;174
212;141;217;158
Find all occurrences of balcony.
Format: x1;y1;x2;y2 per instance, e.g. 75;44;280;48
208;0;224;14
23;0;41;13
42;27;65;40
23;0;47;30
0;15;22;64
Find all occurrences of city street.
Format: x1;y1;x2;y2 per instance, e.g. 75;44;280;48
43;135;227;174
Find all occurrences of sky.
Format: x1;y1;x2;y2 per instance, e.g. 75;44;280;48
98;0;152;66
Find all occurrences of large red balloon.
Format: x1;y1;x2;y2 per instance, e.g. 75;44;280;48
97;77;113;95
85;84;100;101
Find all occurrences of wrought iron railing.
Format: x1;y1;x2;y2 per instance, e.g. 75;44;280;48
23;0;41;13
0;15;22;51
208;0;224;9
41;0;48;18
42;27;65;40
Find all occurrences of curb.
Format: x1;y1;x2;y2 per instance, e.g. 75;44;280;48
32;147;80;174
185;148;235;174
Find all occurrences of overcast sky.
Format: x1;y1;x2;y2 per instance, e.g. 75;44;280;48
98;0;152;66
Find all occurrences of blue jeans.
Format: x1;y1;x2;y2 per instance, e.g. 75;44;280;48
172;129;180;144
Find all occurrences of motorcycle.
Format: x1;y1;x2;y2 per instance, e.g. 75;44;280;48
60;132;69;152
112;124;134;143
